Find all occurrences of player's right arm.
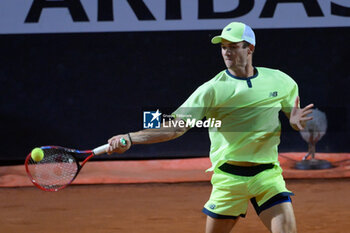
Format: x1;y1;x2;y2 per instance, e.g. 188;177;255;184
107;79;214;154
106;118;190;154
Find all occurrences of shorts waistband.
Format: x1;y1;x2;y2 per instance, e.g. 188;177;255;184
218;163;274;176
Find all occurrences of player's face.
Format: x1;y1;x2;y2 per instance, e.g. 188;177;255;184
221;40;251;70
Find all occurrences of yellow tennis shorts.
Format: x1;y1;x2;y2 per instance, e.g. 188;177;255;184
203;163;293;219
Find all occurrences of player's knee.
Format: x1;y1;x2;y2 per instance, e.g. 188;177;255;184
285;213;297;233
272;218;297;233
284;222;297;233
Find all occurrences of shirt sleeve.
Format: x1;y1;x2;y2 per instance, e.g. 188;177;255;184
172;82;214;122
280;72;299;114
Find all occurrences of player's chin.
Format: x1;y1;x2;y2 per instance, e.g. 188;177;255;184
224;60;235;69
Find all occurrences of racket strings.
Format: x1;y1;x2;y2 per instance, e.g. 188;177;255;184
28;149;79;190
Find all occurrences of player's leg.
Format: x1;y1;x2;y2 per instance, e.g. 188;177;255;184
205;216;239;233
259;201;297;233
249;164;296;233
203;171;248;233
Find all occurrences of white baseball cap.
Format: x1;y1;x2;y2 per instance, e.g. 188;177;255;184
211;22;256;46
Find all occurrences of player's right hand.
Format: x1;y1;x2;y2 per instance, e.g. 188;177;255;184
107;134;131;154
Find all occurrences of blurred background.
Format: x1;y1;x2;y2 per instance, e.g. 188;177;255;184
1;0;349;164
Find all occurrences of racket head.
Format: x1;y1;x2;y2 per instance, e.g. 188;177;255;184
25;146;93;192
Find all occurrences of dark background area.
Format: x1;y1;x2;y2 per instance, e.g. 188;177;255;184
1;27;349;164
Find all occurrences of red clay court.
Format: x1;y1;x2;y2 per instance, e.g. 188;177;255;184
1;153;350;233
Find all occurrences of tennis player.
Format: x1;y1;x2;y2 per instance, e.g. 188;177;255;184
107;22;313;233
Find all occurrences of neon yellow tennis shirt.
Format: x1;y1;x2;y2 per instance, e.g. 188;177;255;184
173;67;298;171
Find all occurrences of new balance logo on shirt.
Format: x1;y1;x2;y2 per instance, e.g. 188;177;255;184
269;91;278;97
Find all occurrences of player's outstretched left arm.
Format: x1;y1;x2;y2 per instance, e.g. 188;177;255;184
107;118;190;154
289;96;314;131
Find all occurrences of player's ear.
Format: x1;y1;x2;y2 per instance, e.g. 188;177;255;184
248;44;255;54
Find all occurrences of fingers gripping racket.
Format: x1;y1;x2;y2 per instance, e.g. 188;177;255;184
25;141;125;192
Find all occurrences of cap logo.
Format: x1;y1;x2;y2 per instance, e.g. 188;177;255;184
226;28;231;31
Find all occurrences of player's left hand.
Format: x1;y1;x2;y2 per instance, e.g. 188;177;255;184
289;96;314;131
107;134;132;154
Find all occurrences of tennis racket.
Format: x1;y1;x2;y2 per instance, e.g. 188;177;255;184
25;140;126;192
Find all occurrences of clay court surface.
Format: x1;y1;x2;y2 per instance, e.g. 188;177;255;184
1;179;349;233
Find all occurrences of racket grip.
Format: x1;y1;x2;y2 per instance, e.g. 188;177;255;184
93;144;109;155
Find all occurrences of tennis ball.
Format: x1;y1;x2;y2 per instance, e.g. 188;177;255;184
31;148;44;162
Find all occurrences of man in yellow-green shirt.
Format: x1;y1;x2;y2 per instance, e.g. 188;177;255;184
107;22;313;233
